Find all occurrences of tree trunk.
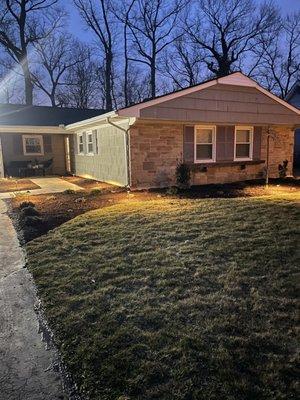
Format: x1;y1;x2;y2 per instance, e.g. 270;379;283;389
105;51;113;111
150;57;156;99
21;58;34;105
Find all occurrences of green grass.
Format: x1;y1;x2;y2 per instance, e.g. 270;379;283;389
26;193;300;400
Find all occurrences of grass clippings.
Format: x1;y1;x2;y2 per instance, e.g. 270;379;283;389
26;192;300;400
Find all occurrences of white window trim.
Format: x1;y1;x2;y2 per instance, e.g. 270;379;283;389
86;131;94;155
22;134;44;156
194;125;216;163
234;126;254;161
78;133;84;155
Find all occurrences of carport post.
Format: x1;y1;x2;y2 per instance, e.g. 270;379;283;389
0;135;4;178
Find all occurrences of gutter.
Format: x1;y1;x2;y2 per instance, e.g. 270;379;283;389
106;116;132;188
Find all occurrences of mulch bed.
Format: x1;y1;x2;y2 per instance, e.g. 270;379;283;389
0;178;40;193
62;176;115;191
9;178;299;243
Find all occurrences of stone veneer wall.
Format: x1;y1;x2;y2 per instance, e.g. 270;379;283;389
129;121;294;189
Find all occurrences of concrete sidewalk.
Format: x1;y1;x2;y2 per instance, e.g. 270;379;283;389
0;199;65;399
0;176;82;199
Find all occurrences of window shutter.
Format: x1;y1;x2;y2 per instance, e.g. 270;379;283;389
92;130;98;154
183;126;194;163
44;135;52;153
253;126;262;160
216;126;234;161
13;135;23;155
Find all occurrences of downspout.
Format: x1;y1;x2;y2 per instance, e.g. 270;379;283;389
106;116;132;188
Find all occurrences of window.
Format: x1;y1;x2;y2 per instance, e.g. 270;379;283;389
194;126;216;162
78;133;84;154
22;135;44;155
87;131;94;154
234;126;253;160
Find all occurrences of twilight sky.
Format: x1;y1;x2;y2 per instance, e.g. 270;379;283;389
66;0;300;42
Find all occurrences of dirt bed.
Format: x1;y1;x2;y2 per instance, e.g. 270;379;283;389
9;178;299;243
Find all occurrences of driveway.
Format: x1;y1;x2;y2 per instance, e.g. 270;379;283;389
0;199;65;399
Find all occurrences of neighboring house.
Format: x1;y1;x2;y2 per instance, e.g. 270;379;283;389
285;80;300;171
1;72;300;187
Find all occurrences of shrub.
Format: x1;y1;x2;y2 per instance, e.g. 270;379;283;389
24;215;43;226
278;160;288;178
176;162;191;188
21;206;39;217
63;189;76;195
89;188;102;196
19;201;35;209
166;186;178;196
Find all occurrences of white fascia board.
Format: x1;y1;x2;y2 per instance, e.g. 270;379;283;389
65;111;118;131
0;125;66;134
66;112;136;133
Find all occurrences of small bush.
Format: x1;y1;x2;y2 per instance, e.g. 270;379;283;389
176;162;191;188
19;201;35;209
63;189;76;195
89;188;102;196
166;186;178;196
21;206;39;217
24;215;43;227
278;160;288;178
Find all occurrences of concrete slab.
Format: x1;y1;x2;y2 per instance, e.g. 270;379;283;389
0;199;66;399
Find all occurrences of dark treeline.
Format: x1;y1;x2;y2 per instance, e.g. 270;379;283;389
0;0;299;109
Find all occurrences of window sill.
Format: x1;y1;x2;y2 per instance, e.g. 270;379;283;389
188;160;265;169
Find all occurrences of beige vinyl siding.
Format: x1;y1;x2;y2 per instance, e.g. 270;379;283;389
71;124;128;186
140;84;300;125
0;133;66;175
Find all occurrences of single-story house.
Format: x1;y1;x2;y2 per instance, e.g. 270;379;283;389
285;80;300;169
1;72;300;188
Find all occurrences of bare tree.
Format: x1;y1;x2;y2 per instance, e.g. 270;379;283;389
74;0;115;111
185;0;279;78
127;0;186;99
111;0;137;107
31;35;85;106
59;49;101;108
0;0;64;105
256;12;300;98
163;37;205;89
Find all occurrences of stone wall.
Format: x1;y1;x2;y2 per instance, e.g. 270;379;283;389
129;121;295;189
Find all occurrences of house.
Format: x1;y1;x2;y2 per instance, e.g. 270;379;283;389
0;105;104;178
1;72;299;188
285;80;300;171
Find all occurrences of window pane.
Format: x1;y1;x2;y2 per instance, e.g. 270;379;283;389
236;144;250;158
25;138;41;153
79;136;83;144
88;143;93;153
196;144;212;160
79;144;84;153
196;129;212;143
236;130;250;143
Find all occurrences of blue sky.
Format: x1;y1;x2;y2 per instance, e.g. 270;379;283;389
66;0;300;41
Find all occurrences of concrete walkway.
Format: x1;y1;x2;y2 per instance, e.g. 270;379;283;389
0;199;65;399
0;177;82;199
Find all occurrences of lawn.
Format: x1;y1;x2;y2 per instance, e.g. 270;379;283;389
26;192;300;400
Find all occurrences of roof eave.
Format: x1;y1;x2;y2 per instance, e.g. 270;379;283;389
0;125;66;134
65;110;118;130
